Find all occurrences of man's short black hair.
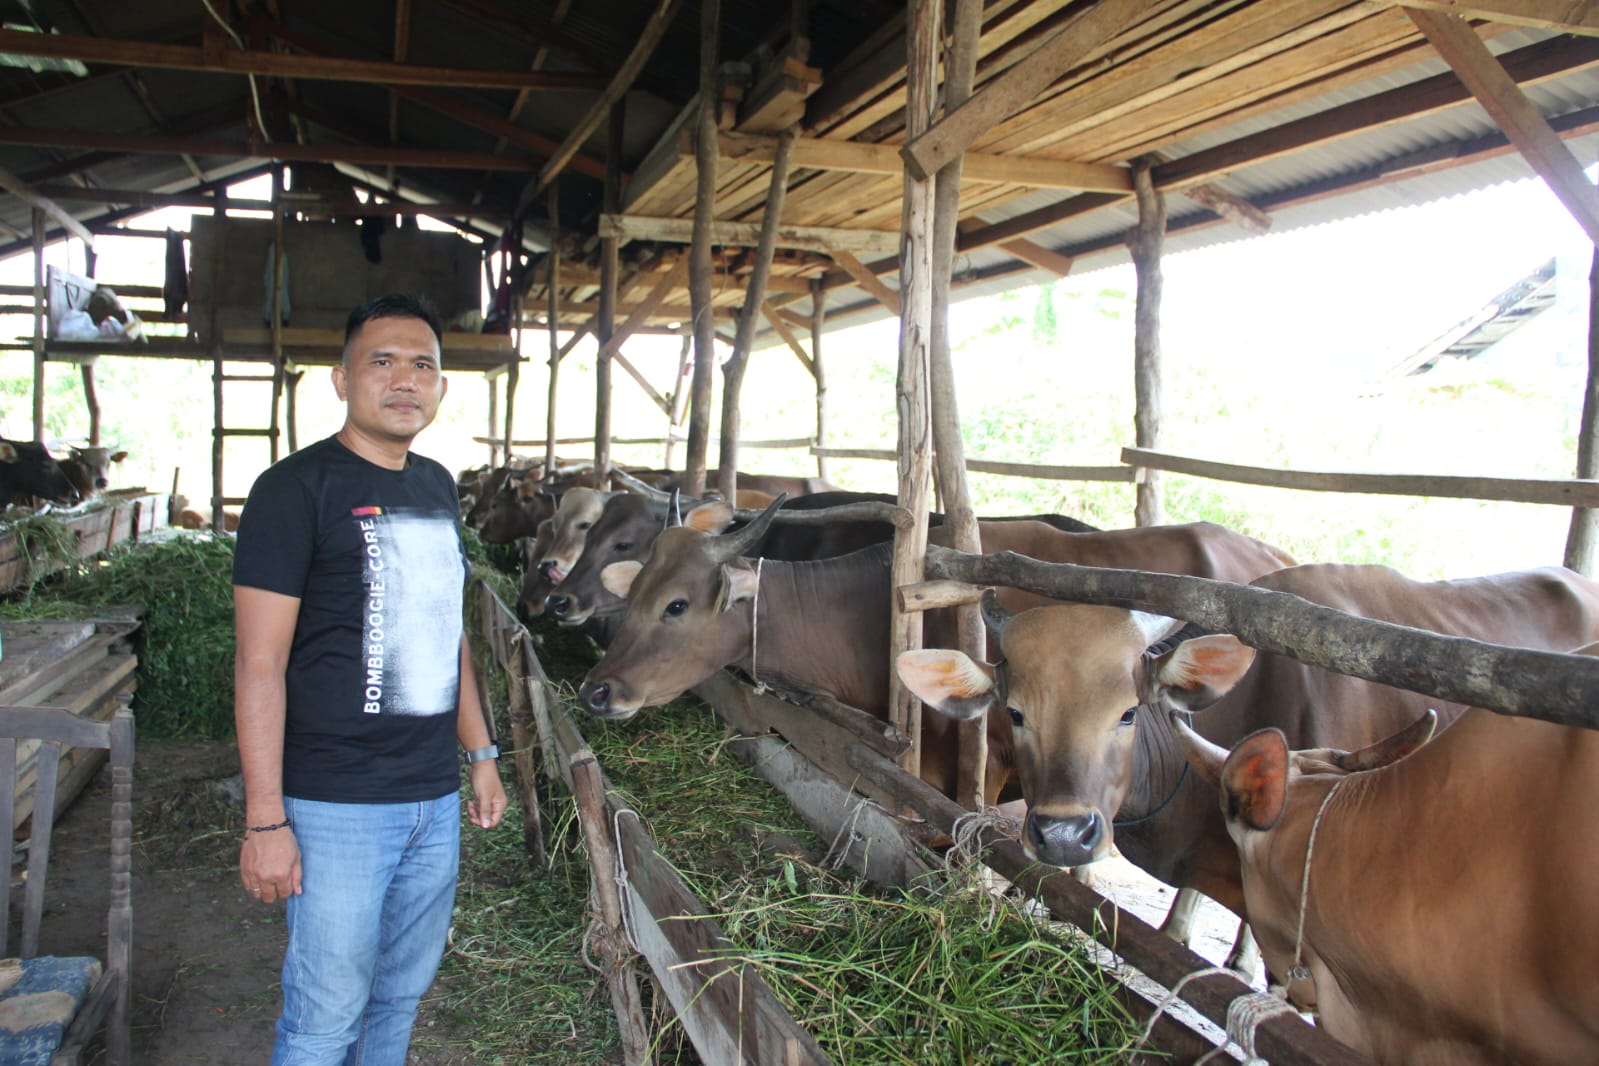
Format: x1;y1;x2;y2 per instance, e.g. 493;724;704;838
343;292;445;350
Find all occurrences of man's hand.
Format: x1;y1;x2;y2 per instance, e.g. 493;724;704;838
468;761;508;829
240;827;302;904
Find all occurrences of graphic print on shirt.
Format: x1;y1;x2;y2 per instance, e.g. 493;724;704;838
354;506;464;716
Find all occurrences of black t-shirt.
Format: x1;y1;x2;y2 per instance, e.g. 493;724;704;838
232;435;467;803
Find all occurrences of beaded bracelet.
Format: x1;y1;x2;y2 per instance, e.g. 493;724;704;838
246;819;292;834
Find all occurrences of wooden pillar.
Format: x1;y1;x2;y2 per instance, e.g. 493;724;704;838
928;0;984;809
1567;239;1599;574
717;129;797;501
269;168;286;464
1130;156;1166;528
31;208;44;442
887;0;940;778
285;368;303;453
488;382;501;468
810;278;828;481
545;182;562;476
81;362;101;446
595;102;625;480
503;298;520;459
683;0;720;496
665;327;692;470
210;191;226;533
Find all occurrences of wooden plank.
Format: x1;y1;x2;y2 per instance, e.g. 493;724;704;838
827;247;900;315
1406;7;1599;245
592;259;691;363
1399;0;1599;35
0;27;606;91
0;166;92;246
717;130;1131;191
1123;445;1599;506
601;213;900;255
899;0;1163;180
760;301;813;373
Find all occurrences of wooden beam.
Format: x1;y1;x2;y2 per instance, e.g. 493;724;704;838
601;213;899;255
36;183;508;217
1398;0;1599;36
1407;8;1599;245
684;0;720;499
593;259;690;362
0;126;535;171
717;130;1131;192
760;301;813;374
828;246;900;315
613;351;671;413
898;0;1160;181
0;28;607;91
529;0;683;200
0;166;93;246
1182;182;1272;235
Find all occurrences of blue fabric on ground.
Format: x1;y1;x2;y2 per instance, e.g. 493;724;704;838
0;955;103;1066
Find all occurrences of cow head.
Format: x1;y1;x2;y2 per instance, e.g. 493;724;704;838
578;495;785;719
897;594;1255;868
545;492;663;626
516;519;556;619
0;439;81;507
66;444;127;493
534;488;610;585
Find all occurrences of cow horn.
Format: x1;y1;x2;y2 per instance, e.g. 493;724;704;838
712;493;787;560
980;588;1014;637
665;489;683;529
1332;708;1437;772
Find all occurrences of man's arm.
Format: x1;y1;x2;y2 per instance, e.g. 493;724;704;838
235;585;304;903
458;636;507;830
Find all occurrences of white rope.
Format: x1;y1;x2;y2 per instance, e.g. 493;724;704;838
748;556;768;694
949;809;1016;868
611;808;644;955
198;0;270;142
1288;777;1346;983
821;795;874;870
1139;965;1297;1065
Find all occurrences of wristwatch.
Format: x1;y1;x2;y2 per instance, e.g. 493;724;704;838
464;744;500;764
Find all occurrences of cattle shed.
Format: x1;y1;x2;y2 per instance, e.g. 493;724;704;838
5;1;1599;1063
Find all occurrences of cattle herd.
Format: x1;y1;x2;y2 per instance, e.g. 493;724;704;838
0;437;126;511
459;456;1599;1063
459;456;1599;1062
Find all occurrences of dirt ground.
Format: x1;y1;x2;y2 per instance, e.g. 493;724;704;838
42;738;482;1065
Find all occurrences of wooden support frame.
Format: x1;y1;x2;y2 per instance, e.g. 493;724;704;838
683;0;720;500
828;246;900;315
1406;7;1599;245
595;102;625;479
600;213;899;256
0;166;93;247
810;280;828;481
1130;156;1166;528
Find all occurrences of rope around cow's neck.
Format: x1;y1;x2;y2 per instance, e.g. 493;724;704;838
749;557;767;694
1289;776;1347;984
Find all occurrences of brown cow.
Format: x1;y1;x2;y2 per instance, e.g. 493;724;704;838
0;438;80;509
578;497;1294;805
898;564;1599;951
1175;652;1599;1064
60;444;127;499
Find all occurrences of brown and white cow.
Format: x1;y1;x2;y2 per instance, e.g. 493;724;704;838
60;444;127;499
898;563;1599;925
578;496;1293;805
1174;651;1599;1065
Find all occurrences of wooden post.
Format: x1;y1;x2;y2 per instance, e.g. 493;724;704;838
81;362;100;446
810;278;828;481
506;632;547;865
1130;155;1165;528
545;182;562;476
269;168;285;464
285;368;303;453
487;382;501;468
717;129;797;501
503;281;520;460
888;0;940;780
569;750;652;1064
210;191;226;533
30;208;43;442
684;0;719;496
664;328;691;470
1567;237;1599;573
595;102;624;480
928;0;985;810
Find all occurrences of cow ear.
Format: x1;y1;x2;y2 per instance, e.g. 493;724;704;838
1220;728;1289;832
715;561;758;613
0;442;15;462
1146;635;1254;712
685;500;734;534
600;560;643;600
110;451;127;462
896;650;996;721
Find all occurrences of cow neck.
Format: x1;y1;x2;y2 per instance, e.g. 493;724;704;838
1117;704;1192;828
740;548;892;714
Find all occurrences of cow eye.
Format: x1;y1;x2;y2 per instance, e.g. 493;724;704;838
615;541;633;552
662;599;689;619
1119;706;1139;727
1007;706;1024;728
578;521;592;530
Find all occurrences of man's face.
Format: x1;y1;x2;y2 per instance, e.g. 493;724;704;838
333;315;447;444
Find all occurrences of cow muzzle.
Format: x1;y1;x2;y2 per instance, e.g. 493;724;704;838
539;559;566;584
1025;809;1107;868
545;592;587;624
578;679;637;721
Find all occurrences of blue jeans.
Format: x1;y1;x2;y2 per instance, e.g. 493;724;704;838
271;793;461;1066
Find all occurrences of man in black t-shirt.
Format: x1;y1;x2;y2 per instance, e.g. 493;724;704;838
233;293;507;1065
